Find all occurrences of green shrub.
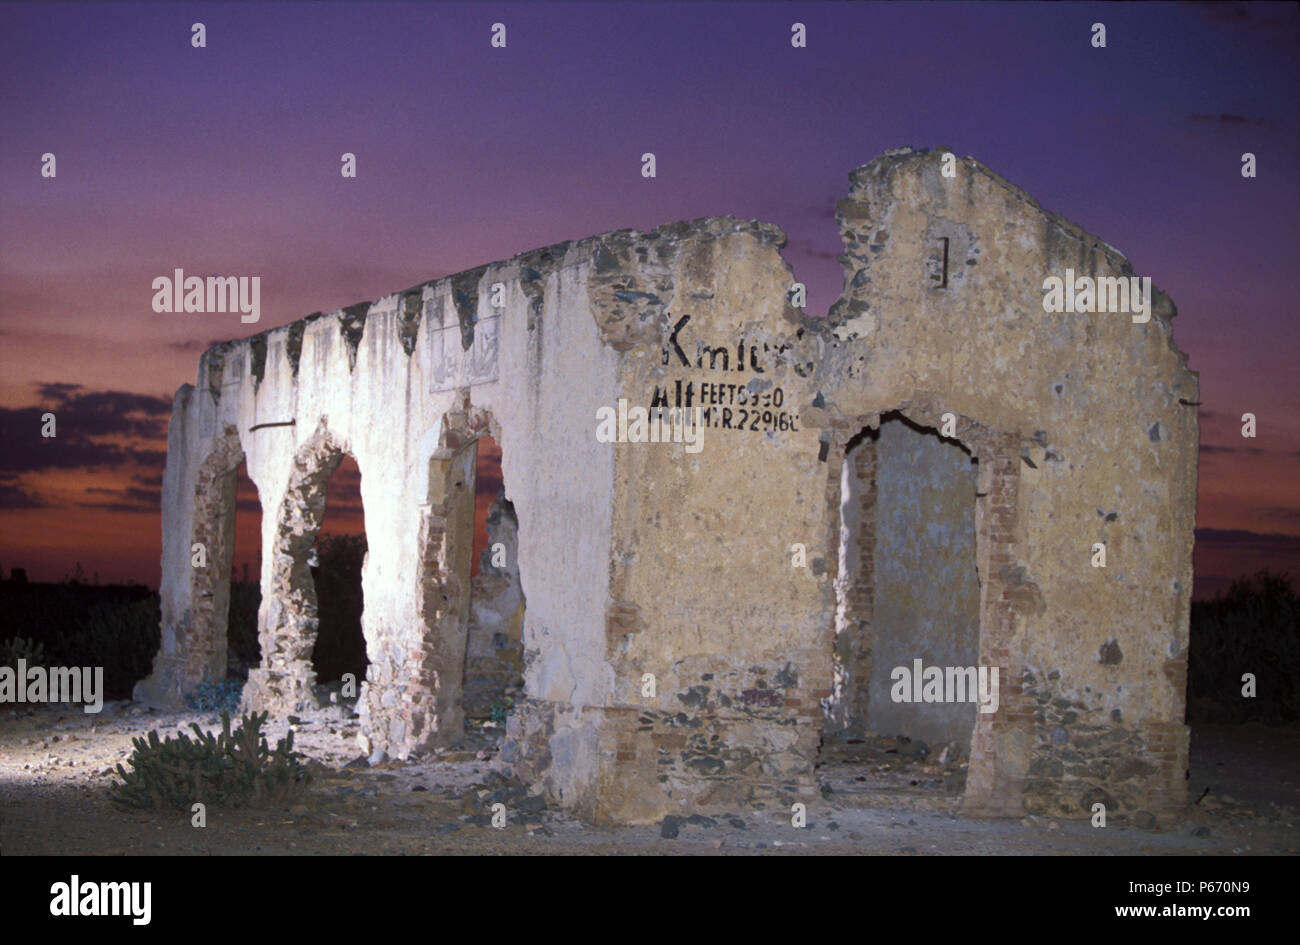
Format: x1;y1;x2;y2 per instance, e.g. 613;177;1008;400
489;695;516;726
110;710;311;811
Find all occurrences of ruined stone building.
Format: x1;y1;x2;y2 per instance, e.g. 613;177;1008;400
136;148;1199;825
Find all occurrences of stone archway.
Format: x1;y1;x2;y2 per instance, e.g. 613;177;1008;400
244;422;354;715
136;422;246;706
385;405;499;755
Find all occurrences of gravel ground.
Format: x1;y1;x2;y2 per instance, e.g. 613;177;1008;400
2;702;1296;855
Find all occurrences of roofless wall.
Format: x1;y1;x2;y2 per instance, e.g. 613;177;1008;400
137;148;1198;825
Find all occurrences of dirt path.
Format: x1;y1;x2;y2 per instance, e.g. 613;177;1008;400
2;703;1297;855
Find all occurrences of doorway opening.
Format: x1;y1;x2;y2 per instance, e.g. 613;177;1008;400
462;434;526;737
309;454;369;687
226;460;261;683
820;411;982;804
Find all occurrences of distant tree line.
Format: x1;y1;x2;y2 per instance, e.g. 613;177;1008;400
1188;571;1299;723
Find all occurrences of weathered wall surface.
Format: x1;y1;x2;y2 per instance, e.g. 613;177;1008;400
809;148;1199;820
824;434;876;750
138;146;1197;825
136;238;621;767
564;220;828;822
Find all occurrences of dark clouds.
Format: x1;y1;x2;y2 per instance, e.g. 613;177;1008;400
0;382;170;520
77;500;154;514
0;407;135;472
77;475;162;514
37;383;172;438
1193;526;1300;600
1195;527;1300;552
0;481;51;509
127;448;167;470
320;462;363;518
1198;443;1265;456
0;383;171;474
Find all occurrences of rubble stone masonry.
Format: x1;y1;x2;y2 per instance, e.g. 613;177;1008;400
137;148;1198;825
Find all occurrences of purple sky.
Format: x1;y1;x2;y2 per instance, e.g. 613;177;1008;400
0;1;1297;597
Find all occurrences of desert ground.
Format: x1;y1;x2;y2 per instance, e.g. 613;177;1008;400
2;699;1296;856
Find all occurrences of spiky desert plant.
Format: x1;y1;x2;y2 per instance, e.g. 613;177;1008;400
110;710;310;811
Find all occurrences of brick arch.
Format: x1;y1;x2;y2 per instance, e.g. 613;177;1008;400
817;398;1031;813
390;405;500;754
244;420;357;715
136;421;249;706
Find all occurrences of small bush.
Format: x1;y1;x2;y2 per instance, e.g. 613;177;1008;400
47;596;160;700
0;636;45;668
1188;570;1300;723
185;678;244;714
489;695;516;726
110;711;311;811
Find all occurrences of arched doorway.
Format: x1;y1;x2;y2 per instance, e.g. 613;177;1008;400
244;425;368;716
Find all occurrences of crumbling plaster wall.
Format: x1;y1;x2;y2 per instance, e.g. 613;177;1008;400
810;148;1199;819
138;146;1197;825
137;240;622;767
562;219;828;822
